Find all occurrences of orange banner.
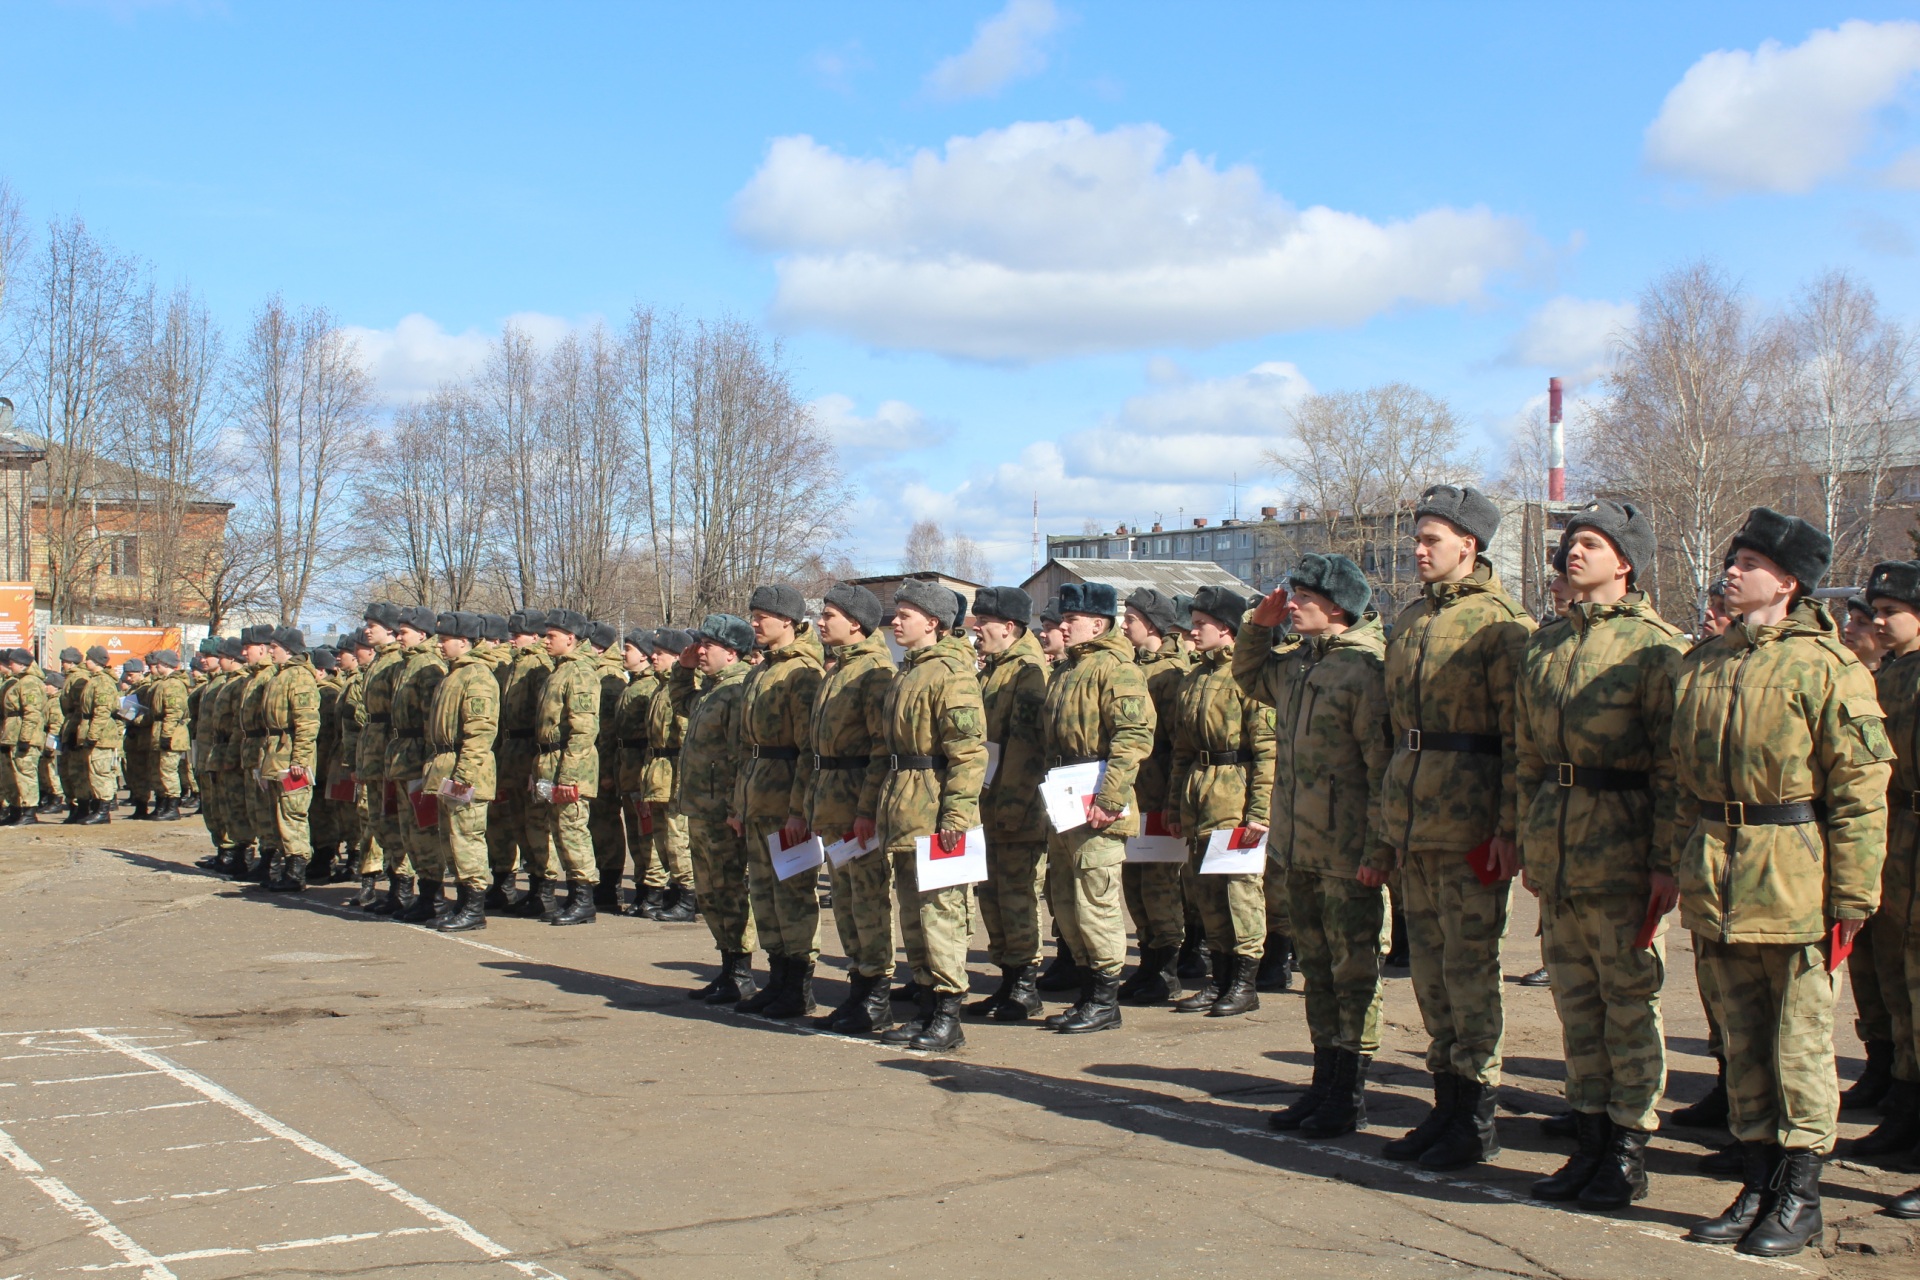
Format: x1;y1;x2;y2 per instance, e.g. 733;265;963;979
0;583;31;650
45;625;182;666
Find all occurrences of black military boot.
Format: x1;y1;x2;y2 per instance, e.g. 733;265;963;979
397;880;442;923
352;873;381;909
1045;975;1094;1030
1842;1039;1896;1110
1176;932;1210;981
965;967;1017;1017
0;804;19;826
1172;951;1227;1013
1670;1054;1730;1128
1036;930;1085;992
550;882;598;926
626;885;666;918
883;987;936;1044
129;798;149;820
1532;1110;1610;1200
1737;1150;1822;1257
1056;972;1122;1034
654;884;697;922
1256;937;1293;992
79;798;111;825
991;964;1042;1022
592;881;620;910
709;952;755;1005
825;971;876;1031
1300;1050;1372;1139
369;875;410;916
483;874;519;910
509;876;550;917
223;845;254;879
154;797;181;822
737;956;786;1014
1383;907;1409;967
1579;1124;1650;1210
908;993;965;1053
267;856;308;893
1689;1143;1781;1243
194;845;224;870
39;795;65;815
1540;1111;1578;1138
1270;1046;1337;1131
860;970;896;1034
306;848;333;885
1383;1073;1459;1160
437;884;487;932
1419;1078;1500;1169
1852;1079;1920;1159
766;958;817;1019
61;799;83;824
1118;945;1171;1005
245;849;282;891
1208;955;1261;1017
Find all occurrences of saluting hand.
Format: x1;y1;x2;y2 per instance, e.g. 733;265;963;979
1249;586;1290;628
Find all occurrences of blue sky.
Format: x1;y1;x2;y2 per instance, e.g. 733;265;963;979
5;1;1919;580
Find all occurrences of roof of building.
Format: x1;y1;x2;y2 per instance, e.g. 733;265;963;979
1022;557;1248;597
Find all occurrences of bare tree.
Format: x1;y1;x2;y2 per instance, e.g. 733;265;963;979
534;325;635;617
0;180;27;385
481;322;543;607
363;385;495;609
178;515;275;634
901;519;989;580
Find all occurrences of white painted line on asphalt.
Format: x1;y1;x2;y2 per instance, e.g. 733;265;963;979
0;1125;178;1280
75;1029;568;1280
0;1100;205;1125
32;1070;160;1086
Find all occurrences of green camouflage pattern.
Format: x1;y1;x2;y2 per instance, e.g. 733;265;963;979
1183;847;1266;959
615;668;662;795
1287;865;1384;1052
1041;626;1154;837
77;667;126;751
1123;863;1186;951
830;838;896;978
892;849;975;995
1047;827;1128;976
384;642;447;782
355;642;406;780
644;664;696;804
1873;649;1920;1078
805;629;895;837
876;635;988;847
1403;846;1511;1085
676;660;749;822
426;650;500;800
1698;938;1840;1153
1133;641;1193;814
1543;891;1667;1131
0;660;46;746
979;627;1051;842
497;646;551;790
260;656;319;776
534;649;601;794
1170;644;1277;835
147;669;190;752
687;813;756;954
731;623;825;824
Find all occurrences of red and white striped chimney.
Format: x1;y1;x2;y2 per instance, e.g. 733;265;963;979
1547;376;1565;502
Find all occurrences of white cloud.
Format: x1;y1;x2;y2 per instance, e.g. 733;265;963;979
1064;359;1311;480
733;119;1530;363
1505;296;1634;384
925;0;1060;101
1645;20;1920;193
340;311;575;404
810;392;949;461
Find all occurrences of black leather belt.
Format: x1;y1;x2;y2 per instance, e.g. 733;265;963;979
1898;788;1920;814
1047;753;1106;769
889;754;946;771
651;747;679;758
506;729;535;740
749;745;799;761
243;729;265;738
1699;800;1819;827
395;728;423;739
1196;749;1248;766
1404;730;1500;754
369;713;391;724
1555;763;1649;791
621;737;648;748
815;754;870;770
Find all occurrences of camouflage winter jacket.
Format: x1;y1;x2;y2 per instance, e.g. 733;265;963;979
979;628;1051;844
615;669;662;796
206;672;242;771
335;669;364;785
677;660;749;822
497;646;552;789
1876;648;1920;931
313;673;343;785
1381;560;1534;854
595;651;627;792
237;660;276;768
1237;615;1393;878
1041;626;1154;839
1672;599;1891;944
426;649;500;800
355;642;406;780
57;672;86;749
384;643;447;783
260;656;319;775
877;635;988;848
1515;594;1685;901
1;664;46;748
644;663;697;805
1169;642;1277;838
76;668;126;750
1133;642;1194;817
534;647;600;794
806;630;895;837
731;623;826;826
149;670;190;753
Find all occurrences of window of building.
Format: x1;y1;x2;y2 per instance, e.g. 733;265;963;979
1177;536;1190;552
1239;532;1250;548
1154;537;1169;554
108;535;139;579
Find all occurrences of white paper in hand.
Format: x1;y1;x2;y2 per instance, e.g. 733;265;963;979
1200;826;1268;875
1125;810;1186;862
824;831;880;868
983;740;1002;788
1040;760;1107;833
914;825;988;891
766;829;826;881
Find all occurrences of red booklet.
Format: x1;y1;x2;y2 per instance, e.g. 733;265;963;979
1827;921;1854;973
1465;840;1502;885
280;768;311;794
383;781;400;817
773;827;811;851
325;773;355;803
409;789;440;830
639;806;654;835
1142;810;1176;838
932;831;968;858
1634;897;1663;950
1225;826;1263;851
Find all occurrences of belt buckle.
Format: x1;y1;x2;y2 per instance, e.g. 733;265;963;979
1405;730;1422;752
1909;792;1920;815
1723;801;1745;827
813;753;823;769
1556;763;1574;788
888;753;901;772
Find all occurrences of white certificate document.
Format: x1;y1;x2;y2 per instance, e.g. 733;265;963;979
983;740;1003;788
824;832;880;868
767;830;826;881
1200;826;1268;875
914;825;988;892
1041;760;1109;833
1125;810;1186;862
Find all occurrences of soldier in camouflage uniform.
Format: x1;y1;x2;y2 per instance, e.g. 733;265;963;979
356;606;413;914
235;626;284;872
341;633;383;904
871;581;988;1053
0;649;46;824
143;651;190;822
1674;509;1891;1256
331;637;367;883
613;630;666;915
1117;588;1194;1005
1041;580;1156;1034
423;613;500;933
203;641;250;870
306;647;343;877
1378;485;1535;1172
638;631;697;921
732;585;827;1018
55;649;86;821
1169;585;1277;1020
120;658;154;818
185;639;219;823
680;614;759;1005
40;668;66;816
495;611;554;912
1513;503;1684;1210
385;609;450;922
531;609;603;926
968;586;1052;1021
806;584;898;1033
73;647;125;825
585;622;630;909
259;629;321;892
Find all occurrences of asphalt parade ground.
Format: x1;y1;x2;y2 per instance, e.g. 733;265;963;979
1;819;1915;1279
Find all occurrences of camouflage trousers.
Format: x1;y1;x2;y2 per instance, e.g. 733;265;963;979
219;771;253;849
124;747;152;801
444;802;489;890
892;846;974;995
406;796;453;883
746;820;821;961
533;794;597;886
356;786;387;876
687;815;756;955
81;747;120;805
1183;843;1266;959
244;771;280;853
143;749;183;799
1264;860;1294;939
58;747;82;803
487;784;525;877
1402;847;1512;1086
1290;867;1384;1053
1123;862;1187;950
830;843;895;979
1046;827;1128;979
1866;903;1920;1083
1851;916;1894;1045
0;751;15;807
1696;937;1839;1154
980;838;1045;968
41;749;62;802
589;789;625;887
374;785;414;879
8;747;39;809
647;803;694;888
274;785;313;863
1543;892;1667;1132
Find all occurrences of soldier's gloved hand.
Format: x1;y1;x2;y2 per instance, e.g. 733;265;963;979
852;816;876;844
551;783;580;804
1249;586;1290;628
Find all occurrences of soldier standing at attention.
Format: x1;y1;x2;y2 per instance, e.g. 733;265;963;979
260;629;321;892
732;585;827;1019
185;640;218;819
41;668;66;817
1168;585;1276;1018
495;612;553;913
806;584;898;1034
425;613;499;933
967;586;1051;1022
1836;588;1895;1115
874;582;988;1052
121;658;154;818
0;656;16;819
237;626;285;878
386;609;450;922
587;621;630;909
332;637;368;885
1040;581;1155;1034
1514;503;1683;1210
614;629;665;915
0;649;47;825
640;630;697;921
203;641;249;871
1379;485;1535;1171
75;646;126;825
531;609;603;926
55;648;85;822
1674;509;1890;1256
144;651;190;823
680;614;758;1005
356;607;413;913
1118;588;1194;1006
